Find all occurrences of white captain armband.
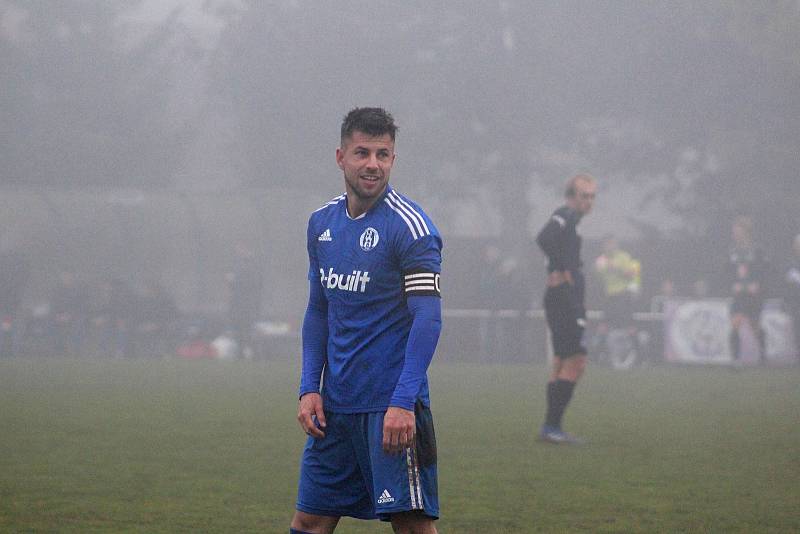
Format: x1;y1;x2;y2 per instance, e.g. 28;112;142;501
403;271;441;297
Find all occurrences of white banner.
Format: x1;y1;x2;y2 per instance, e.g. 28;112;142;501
663;298;797;365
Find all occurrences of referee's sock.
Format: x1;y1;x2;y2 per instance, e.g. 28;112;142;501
544;381;558;428
545;379;576;429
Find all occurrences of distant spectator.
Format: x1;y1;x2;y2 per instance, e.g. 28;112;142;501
478;244;527;360
108;278;137;358
594;235;641;330
692;278;709;299
134;281;179;358
0;250;30;358
727;216;769;364
785;233;800;354
50;271;89;357
226;242;263;359
651;278;676;314
87;280;114;357
478;244;502;360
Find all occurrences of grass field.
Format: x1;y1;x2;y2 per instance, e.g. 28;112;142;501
0;357;798;533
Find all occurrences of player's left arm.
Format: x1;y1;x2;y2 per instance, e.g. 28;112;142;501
384;229;442;454
384;295;442;454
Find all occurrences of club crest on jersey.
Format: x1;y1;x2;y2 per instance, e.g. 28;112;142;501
359;227;379;252
319;267;371;293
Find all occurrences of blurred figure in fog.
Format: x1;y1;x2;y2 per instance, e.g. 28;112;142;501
692;278;709;299
727;216;769;365
87;280;113;357
134;281;179;358
226;241;263;359
0;250;30;358
651;278;675;313
479;245;528;361
51;271;89;357
108;278;136;358
784;233;800;356
478;244;502;360
647;278;678;364
536;173;597;444
497;253;528;360
594;235;641;333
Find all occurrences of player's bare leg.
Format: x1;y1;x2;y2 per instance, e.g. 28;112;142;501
391;510;437;534
290;511;339;534
552;354;587;382
541;354;587;444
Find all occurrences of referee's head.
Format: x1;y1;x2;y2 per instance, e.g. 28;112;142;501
565;174;597;215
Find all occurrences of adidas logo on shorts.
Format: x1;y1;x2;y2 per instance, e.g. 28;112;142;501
377;489;395;504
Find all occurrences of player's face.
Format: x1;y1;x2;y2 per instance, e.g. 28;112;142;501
573;179;597;215
336;131;395;204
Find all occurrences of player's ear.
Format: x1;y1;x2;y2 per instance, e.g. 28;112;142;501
335;147;344;170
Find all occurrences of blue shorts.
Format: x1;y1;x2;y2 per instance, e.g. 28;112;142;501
296;402;439;522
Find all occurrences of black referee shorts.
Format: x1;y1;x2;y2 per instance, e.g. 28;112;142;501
544;284;587;358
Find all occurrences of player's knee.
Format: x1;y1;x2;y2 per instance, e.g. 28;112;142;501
561;356;586;381
290;511;338;534
390;511;437;534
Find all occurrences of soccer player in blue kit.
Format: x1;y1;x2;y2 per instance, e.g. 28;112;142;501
290;108;442;534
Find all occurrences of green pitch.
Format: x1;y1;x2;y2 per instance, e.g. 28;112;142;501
1;357;798;533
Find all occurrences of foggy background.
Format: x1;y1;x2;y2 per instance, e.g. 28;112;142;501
2;1;799;359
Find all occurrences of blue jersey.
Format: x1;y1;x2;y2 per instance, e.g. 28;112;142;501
303;185;442;413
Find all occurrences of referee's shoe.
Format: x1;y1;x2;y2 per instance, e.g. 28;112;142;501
538;425;584;445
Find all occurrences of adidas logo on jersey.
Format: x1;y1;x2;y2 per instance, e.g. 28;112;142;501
318;229;332;241
319;267;371;293
377;489;395;504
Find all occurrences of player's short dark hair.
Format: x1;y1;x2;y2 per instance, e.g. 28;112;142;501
340;107;397;145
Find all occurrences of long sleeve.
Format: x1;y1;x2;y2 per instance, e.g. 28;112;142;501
389;295;442;410
298;279;328;397
537;213;567;271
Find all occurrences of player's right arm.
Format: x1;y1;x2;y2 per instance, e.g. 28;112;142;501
297;220;328;438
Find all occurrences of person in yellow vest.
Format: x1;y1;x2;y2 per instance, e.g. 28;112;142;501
594;235;641;332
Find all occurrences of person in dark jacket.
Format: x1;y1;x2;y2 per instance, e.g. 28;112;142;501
784;233;800;360
727;216;769;365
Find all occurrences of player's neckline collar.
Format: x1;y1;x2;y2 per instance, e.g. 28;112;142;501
343;186;392;220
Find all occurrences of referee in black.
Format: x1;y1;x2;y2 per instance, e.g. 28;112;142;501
536;174;597;444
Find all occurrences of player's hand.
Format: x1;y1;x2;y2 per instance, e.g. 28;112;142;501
383;406;415;455
547;270;574;287
297;393;326;439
